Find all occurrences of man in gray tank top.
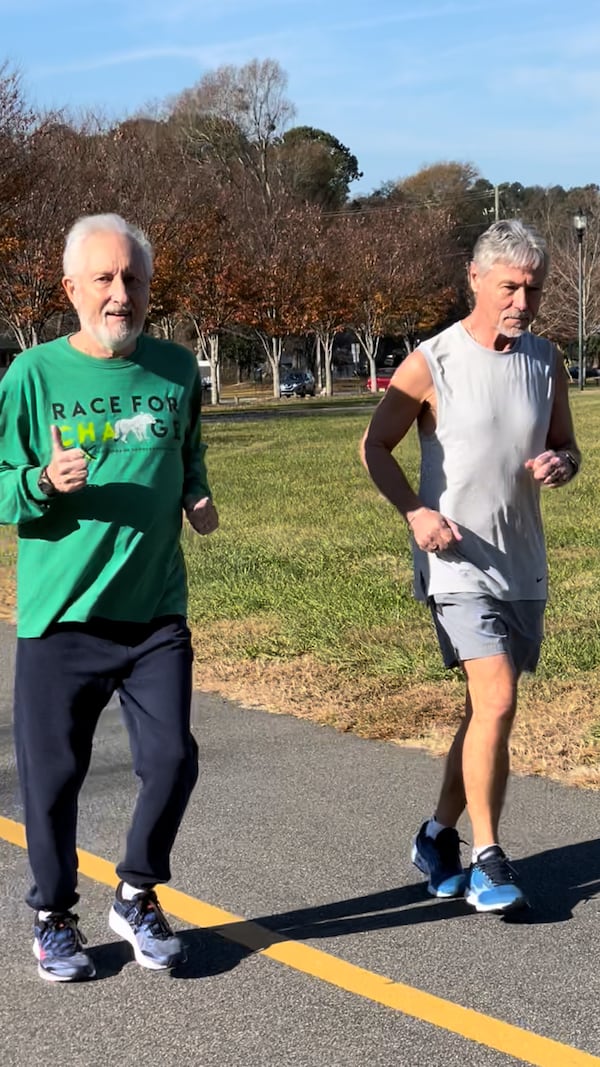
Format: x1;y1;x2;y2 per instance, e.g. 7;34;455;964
361;219;580;914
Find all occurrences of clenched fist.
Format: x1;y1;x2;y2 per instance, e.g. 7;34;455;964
185;496;219;536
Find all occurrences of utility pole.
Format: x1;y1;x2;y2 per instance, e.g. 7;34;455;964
494;185;500;221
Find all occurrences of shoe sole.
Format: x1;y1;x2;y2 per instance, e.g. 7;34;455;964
411;843;465;899
108;906;176;970
33;939;96;982
464;891;529;913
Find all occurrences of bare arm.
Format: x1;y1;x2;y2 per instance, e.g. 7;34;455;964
525;359;581;488
360;351;461;552
546;363;580;459
360;351;429;518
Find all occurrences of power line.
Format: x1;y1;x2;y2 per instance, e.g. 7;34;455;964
324;186;504;220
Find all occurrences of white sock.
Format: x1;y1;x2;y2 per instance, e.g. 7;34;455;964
120;881;145;901
472;844;497;863
425;816;449;840
37;909;54;921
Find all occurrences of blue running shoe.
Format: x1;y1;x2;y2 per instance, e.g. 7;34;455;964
33;911;95;982
465;846;528;913
109;883;185;970
411;821;467;897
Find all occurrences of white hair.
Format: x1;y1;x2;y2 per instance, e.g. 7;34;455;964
63;213;153;278
472;219;549;276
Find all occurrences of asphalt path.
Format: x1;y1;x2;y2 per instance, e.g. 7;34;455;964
0;620;599;1067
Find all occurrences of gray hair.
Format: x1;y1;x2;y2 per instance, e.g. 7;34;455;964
63;213;153;278
472;219;549;276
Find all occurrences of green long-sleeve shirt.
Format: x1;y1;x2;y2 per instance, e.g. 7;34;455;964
0;335;211;636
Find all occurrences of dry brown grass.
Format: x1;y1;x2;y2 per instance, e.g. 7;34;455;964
192;655;600;787
0;564;16;625
0;562;597;789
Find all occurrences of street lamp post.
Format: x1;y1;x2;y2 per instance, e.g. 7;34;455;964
573;209;587;391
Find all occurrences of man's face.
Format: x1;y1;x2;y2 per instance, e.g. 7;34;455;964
469;260;546;338
62;231;150;356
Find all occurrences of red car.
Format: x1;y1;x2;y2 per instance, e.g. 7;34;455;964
366;369;395;391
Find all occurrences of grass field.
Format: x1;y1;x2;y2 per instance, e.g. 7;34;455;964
0;388;598;787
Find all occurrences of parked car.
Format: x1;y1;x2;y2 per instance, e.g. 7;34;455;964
567;364;600;380
366;369;395;391
280;371;316;397
197;359;212;391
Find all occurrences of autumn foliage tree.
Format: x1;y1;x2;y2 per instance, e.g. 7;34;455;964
178;204;244;404
2;59;598;383
0;63;35;223
0;120;88;349
236;198;322;396
386;207;459;354
0;69;68;348
302;215;352;395
338;211;399;388
337;204;459;389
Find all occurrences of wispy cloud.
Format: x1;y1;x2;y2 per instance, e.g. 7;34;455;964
325;0;547;34
121;0;304;28
8;0;600;194
327;0;491;34
32;33;297;80
33;48;207;79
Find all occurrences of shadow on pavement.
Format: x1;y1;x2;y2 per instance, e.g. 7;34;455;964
253;882;468;941
88;837;600;979
508;836;600;924
89;939;136;979
173;930;254;979
89;930;253;980
162;884;469;981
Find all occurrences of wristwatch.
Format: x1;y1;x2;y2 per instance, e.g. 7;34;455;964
37;465;58;497
559;450;579;476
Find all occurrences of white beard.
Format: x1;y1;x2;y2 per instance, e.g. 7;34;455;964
80;311;143;353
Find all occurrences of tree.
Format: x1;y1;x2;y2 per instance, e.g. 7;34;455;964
338;210;399;387
393;161;482;206
534;189;600;360
79;115;217;342
0;120;86;348
168;59;295;217
278;126;362;209
0;63;35;222
236;200;321;396
338;205;458;390
179;204;243;405
302;216;352;395
364;162;494;271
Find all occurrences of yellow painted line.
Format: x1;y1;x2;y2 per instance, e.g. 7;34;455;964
1;815;598;1067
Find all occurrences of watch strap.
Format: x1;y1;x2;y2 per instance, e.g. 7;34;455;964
37;465;58;497
558;450;579;477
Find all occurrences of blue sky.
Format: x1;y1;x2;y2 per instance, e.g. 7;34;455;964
2;0;599;197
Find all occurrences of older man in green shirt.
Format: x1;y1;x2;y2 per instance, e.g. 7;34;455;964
0;213;218;980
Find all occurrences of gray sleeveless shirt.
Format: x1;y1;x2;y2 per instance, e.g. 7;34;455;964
413;322;558;602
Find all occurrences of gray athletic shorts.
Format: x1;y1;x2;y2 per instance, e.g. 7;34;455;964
429;593;545;675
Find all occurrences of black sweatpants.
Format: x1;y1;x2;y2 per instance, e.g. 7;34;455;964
14;615;198;912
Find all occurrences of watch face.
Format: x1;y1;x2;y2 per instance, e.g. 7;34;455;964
38;468;57;496
563;451;578;471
